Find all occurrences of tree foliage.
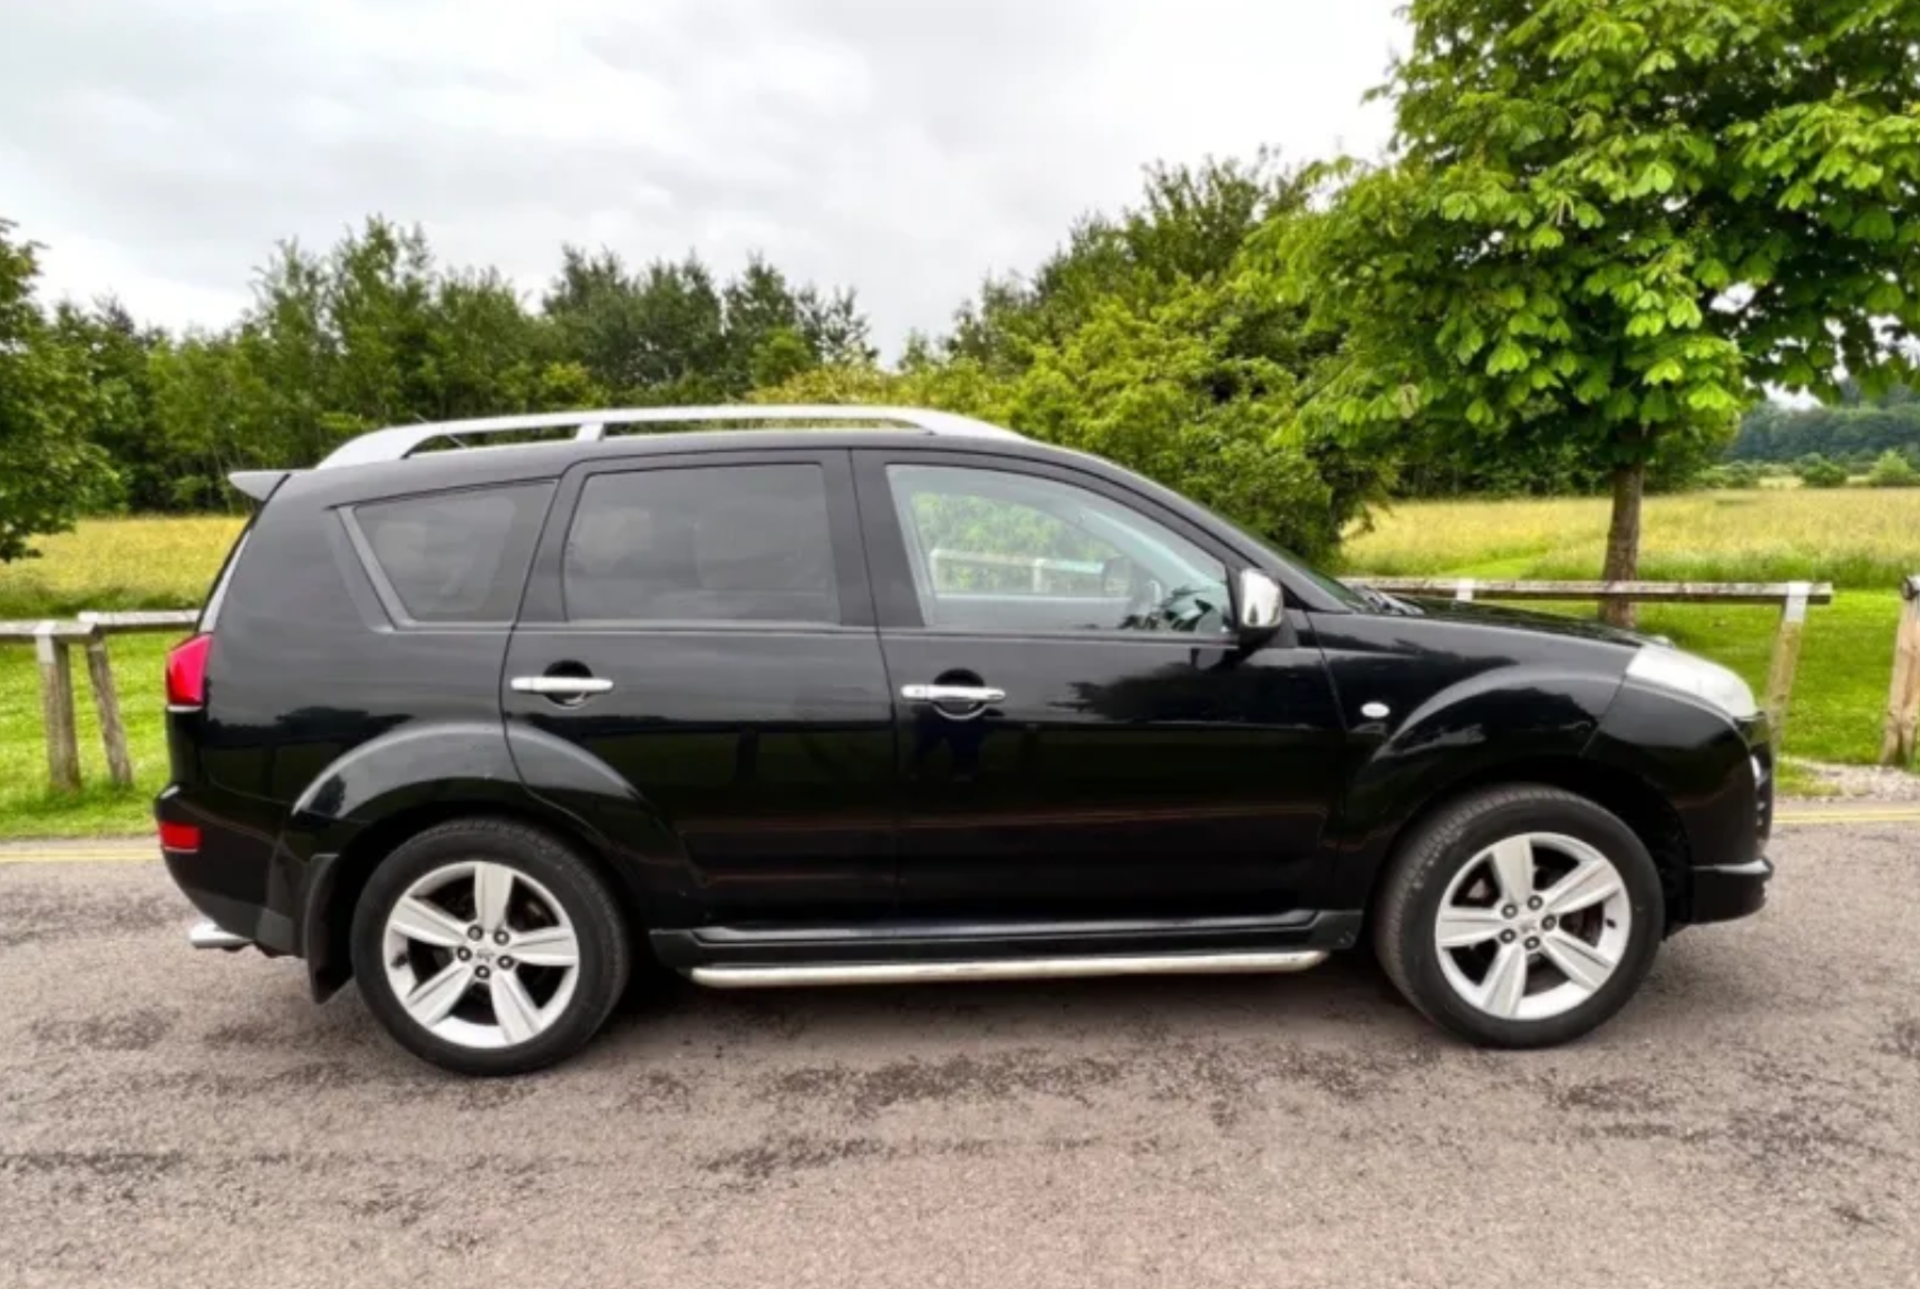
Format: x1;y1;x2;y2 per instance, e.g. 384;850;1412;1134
759;156;1382;561
1275;0;1920;614
0;222;114;561
1866;447;1919;488
1731;394;1920;465
1;216;877;519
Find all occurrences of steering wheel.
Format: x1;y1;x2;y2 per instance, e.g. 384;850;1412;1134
1124;575;1166;630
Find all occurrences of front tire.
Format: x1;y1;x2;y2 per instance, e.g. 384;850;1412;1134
350;818;630;1076
1373;785;1663;1049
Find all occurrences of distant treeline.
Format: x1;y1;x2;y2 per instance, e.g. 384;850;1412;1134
7;155;1401;562
1728;382;1920;469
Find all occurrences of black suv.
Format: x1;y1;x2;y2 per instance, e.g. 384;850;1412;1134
161;406;1773;1075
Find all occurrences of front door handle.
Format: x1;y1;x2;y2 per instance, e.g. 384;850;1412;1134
901;683;1006;704
511;676;614;697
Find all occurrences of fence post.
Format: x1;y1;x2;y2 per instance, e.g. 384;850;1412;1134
1455;579;1475;603
82;631;135;788
1764;581;1812;739
35;624;81;793
1881;575;1920;767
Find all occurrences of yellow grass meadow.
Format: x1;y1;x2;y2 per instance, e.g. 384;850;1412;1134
1342;487;1920;587
0;515;245;619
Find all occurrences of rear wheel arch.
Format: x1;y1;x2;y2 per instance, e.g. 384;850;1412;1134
304;797;650;1000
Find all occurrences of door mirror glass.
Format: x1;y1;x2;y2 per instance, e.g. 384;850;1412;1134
1238;569;1284;631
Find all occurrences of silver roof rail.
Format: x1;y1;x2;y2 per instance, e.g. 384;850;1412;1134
316;405;1023;469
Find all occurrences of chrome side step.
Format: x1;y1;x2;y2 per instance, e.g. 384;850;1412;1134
689;949;1329;989
188;919;251;952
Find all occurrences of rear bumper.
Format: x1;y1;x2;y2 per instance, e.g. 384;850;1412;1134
164;849;297;952
157;785;298;955
1687;855;1772;924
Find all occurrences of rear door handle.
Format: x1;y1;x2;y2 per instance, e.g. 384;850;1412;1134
511;676;614;696
901;683;1006;704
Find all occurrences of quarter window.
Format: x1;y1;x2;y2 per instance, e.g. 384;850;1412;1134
886;465;1231;635
353;484;552;623
563;465;841;624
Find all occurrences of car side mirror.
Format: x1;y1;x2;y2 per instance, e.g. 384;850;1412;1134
1237;569;1286;645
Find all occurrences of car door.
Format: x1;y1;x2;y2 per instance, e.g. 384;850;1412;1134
504;448;897;922
853;449;1349;921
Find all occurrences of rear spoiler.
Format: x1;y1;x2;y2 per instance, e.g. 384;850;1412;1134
228;470;299;503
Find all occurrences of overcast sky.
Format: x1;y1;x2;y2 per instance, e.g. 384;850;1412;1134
0;0;1402;356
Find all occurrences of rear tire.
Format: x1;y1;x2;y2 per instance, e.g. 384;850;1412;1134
1373;785;1663;1049
350;818;629;1076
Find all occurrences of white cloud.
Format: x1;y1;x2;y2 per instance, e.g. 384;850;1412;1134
0;0;1401;354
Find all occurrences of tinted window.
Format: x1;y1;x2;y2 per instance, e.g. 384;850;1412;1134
887;465;1231;634
564;465;841;624
353;484;552;623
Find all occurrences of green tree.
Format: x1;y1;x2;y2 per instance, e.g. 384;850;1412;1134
1797;454;1850;488
543;246;872;404
52;297;167;510
949;152;1315;375
1866;447;1919;487
0;221;115;560
1278;0;1920;623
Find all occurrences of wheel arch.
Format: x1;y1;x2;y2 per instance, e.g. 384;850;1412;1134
302;795;651;1001
1358;756;1691;931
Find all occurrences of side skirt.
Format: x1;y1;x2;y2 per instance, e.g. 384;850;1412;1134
691;950;1329;989
651;909;1361;989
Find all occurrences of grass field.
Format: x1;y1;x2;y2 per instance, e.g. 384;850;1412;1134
1;492;1916;837
1341;487;1920;587
0;516;244;619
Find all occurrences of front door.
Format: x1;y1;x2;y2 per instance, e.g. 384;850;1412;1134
504;448;896;922
853;450;1348;921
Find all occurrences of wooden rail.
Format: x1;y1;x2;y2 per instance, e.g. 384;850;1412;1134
1348;578;1834;738
0;610;197;793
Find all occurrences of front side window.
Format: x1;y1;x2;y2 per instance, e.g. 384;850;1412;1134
563;464;841;624
887;464;1231;635
353;484;552;623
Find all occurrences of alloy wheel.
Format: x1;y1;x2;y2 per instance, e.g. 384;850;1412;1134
380;860;581;1049
1432;832;1632;1022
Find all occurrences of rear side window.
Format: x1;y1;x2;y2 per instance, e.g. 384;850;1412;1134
563;465;841;624
351;484;553;623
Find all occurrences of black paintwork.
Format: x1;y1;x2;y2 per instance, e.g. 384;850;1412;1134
154;427;1772;995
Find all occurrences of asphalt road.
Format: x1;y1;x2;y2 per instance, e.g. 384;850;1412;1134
2;825;1917;1289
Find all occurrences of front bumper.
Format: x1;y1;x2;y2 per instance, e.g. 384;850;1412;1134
1688;855;1772;923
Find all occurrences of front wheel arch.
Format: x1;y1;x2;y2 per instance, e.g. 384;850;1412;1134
1364;756;1691;933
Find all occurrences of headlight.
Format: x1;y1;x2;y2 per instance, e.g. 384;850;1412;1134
1625;645;1758;720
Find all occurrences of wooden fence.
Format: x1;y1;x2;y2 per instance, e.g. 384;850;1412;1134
0;609;198;793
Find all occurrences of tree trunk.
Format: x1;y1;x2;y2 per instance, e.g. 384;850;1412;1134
1601;460;1644;629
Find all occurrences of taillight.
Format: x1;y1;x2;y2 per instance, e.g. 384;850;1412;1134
158;820;201;852
165;634;213;707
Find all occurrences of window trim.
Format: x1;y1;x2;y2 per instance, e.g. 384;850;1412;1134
340;480;557;630
851;448;1245;639
517;448;875;631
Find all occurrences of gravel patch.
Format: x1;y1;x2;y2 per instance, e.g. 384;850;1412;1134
1784;759;1920;802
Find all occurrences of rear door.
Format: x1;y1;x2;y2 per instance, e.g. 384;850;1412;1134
504;448;897;921
853;449;1348;920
